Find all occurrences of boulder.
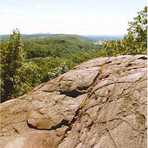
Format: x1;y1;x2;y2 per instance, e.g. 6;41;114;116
0;55;147;148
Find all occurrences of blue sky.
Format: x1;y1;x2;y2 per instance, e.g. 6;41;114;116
0;0;146;35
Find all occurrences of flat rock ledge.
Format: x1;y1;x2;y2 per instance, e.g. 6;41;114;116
0;55;147;148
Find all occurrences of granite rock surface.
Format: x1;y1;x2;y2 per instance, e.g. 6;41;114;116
0;55;147;148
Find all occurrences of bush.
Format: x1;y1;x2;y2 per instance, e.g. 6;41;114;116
13;62;41;96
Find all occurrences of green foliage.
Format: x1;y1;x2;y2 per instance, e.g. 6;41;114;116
29;57;69;82
47;64;69;79
23;35;97;58
0;29;24;102
13;62;41;96
102;7;147;56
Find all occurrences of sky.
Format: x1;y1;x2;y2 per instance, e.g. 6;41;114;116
0;0;146;35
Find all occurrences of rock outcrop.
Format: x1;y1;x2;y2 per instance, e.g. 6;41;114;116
0;55;147;148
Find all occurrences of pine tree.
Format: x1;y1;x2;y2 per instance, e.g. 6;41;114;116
0;29;24;102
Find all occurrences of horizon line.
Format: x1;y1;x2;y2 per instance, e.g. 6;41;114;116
0;32;125;36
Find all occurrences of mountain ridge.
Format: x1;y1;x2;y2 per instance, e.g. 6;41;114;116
0;33;123;41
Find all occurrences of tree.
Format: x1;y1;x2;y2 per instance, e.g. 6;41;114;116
125;6;147;54
102;6;147;55
0;29;24;102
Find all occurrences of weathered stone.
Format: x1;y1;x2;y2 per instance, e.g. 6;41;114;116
0;55;147;148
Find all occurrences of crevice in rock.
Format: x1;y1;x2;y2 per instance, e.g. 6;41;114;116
59;89;86;98
57;107;82;145
58;71;102;144
12;127;20;134
27;119;70;131
126;63;133;67
48;119;70;130
59;85;89;98
105;60;112;64
137;56;147;60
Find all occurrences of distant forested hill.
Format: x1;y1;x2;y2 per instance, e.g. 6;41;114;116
23;34;102;83
23;34;97;58
0;33;123;41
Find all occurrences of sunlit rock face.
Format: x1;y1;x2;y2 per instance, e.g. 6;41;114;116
0;55;147;148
